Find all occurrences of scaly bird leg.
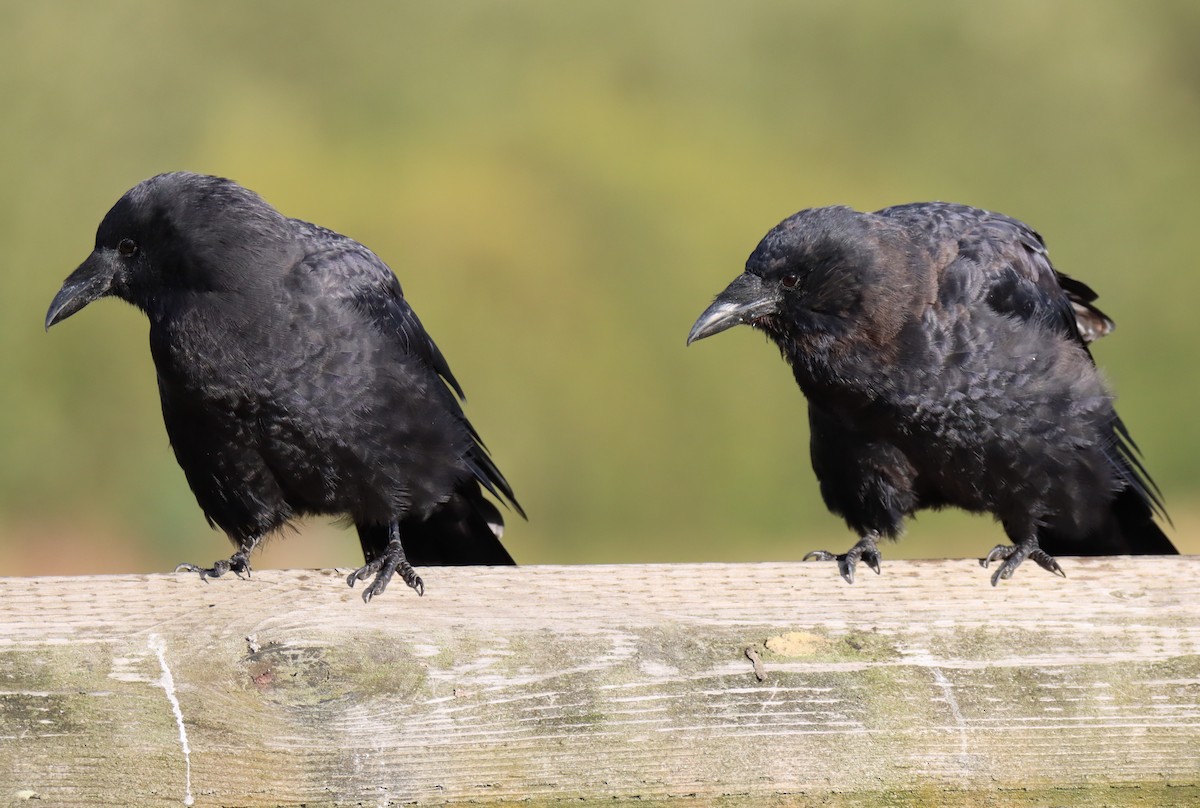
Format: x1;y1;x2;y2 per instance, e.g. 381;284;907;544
347;521;424;602
804;533;882;584
980;537;1065;586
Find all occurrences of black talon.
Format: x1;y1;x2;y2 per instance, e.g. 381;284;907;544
347;561;379;589
175;551;251;582
804;535;882;584
1030;549;1066;578
347;525;424;602
981;539;1064;586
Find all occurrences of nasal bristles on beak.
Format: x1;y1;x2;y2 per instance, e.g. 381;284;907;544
687;272;778;345
46;253;115;329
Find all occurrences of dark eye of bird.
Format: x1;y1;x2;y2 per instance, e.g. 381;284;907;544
780;273;799;289
117;238;138;257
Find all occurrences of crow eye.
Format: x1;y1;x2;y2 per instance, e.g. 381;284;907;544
780;273;799;289
117;238;138;257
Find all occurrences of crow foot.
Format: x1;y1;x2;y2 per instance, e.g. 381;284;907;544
980;539;1065;586
175;550;251;582
804;534;882;584
347;537;423;602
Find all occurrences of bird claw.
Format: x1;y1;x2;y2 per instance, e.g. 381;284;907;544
174;552;251;582
347;545;424;602
1031;549;1066;578
802;550;837;562
346;562;378;588
803;537;882;584
980;542;1065;586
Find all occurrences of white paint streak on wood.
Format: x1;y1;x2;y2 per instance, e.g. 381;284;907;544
149;634;194;806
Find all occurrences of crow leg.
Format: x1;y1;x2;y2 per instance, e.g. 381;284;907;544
347;521;424;602
175;538;258;582
804;533;882;584
980;537;1065;586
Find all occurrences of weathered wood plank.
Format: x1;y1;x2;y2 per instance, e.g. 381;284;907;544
1;558;1198;806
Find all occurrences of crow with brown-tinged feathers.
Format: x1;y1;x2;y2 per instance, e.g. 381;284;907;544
47;172;524;601
688;203;1174;585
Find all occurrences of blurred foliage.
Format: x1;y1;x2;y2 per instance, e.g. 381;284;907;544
3;0;1198;575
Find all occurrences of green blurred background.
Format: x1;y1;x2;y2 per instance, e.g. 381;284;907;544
4;1;1197;576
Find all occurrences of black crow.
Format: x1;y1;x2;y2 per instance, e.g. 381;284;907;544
688;203;1174;585
47;172;524;600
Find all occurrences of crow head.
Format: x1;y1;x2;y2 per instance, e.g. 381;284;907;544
47;172;293;328
688;206;915;351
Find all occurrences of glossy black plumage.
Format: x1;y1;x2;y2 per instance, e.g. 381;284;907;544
47;172;523;599
689;202;1174;584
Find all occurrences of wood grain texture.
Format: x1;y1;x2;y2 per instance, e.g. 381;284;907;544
1;558;1198;806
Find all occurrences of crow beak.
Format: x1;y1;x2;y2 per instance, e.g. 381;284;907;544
687;272;779;345
45;252;115;330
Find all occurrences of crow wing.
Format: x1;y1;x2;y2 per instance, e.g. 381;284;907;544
876;202;1114;346
877;202;1166;524
291;220;524;517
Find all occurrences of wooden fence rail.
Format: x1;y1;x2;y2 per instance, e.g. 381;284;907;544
1;558;1198;806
